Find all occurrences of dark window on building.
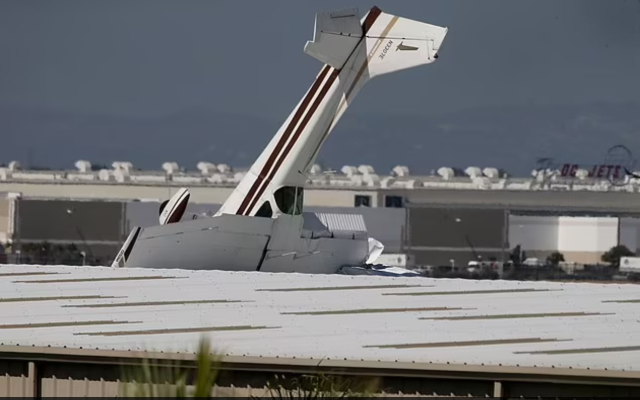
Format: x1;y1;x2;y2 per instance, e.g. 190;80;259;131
385;195;404;208
254;201;273;218
354;195;371;207
274;186;304;215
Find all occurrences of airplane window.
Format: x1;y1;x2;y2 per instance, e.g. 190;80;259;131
254;201;273;218
274;186;304;215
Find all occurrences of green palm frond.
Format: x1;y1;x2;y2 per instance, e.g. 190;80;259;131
120;337;220;397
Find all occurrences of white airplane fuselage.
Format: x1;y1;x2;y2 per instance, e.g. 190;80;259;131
112;6;448;274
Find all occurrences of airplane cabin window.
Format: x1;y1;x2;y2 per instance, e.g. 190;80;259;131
254;201;273;218
274;186;304;215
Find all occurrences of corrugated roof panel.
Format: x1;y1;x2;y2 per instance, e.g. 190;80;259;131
314;212;367;232
0;264;640;372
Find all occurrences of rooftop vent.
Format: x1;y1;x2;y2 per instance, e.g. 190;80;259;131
392;165;410;177
98;169;112;181
162;162;180;174
8;161;20;171
114;168;130;183
437;167;455;180
357;164;375;175
75;160;92;173
464;166;482;179
341;165;359;177
217;164;231;173
483;167;500;179
575;168;589;180
197;162;216;175
363;173;380;187
381;177;395;188
112;161;133;173
309;164;323;175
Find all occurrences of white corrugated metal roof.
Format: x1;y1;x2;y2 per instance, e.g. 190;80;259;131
314;213;367;232
1;264;640;372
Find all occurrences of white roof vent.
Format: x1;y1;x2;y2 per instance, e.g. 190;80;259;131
405;179;420;189
162;162;180;174
357;165;375;175
465;166;482;179
363;174;380;187
341;165;359;177
392;165;410;177
208;173;226;184
112;161;133;172
483;167;500;179
575;168;590;180
309;164;323;174
75;160;92;173
196;162;216;175
381;177;395;188
114;168;130;183
8;161;20;171
98;169;112;181
437;167;455;180
217;164;231;173
349;174;364;185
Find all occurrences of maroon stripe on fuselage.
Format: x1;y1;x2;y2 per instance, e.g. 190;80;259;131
241;6;383;216
245;68;340;216
236;65;331;215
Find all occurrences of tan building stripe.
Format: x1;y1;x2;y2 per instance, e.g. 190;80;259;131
14;275;185;284
256;284;425;292
384;288;556;296
77;325;280;337
63;299;246;308
364;337;568;350
283;307;468;316
421;312;611;321
0;295;121;303
603;299;640;303
0;272;67;277
0;320;138;329
515;345;640;355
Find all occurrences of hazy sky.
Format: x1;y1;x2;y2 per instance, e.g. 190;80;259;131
0;0;639;172
2;0;639;118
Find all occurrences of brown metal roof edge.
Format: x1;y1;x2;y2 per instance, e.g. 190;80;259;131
0;345;639;385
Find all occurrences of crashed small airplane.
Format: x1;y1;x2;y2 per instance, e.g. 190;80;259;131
112;6;448;274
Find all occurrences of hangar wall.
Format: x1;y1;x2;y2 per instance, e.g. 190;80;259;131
2;196;638;268
509;215;631;264
408;207;508;267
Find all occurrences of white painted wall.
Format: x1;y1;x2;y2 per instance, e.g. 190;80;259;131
510;215;626;259
557;216;618;253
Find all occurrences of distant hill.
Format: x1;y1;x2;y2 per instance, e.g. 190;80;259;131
1;102;639;175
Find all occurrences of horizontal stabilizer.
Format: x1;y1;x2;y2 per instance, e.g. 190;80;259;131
304;7;363;69
364;12;448;79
